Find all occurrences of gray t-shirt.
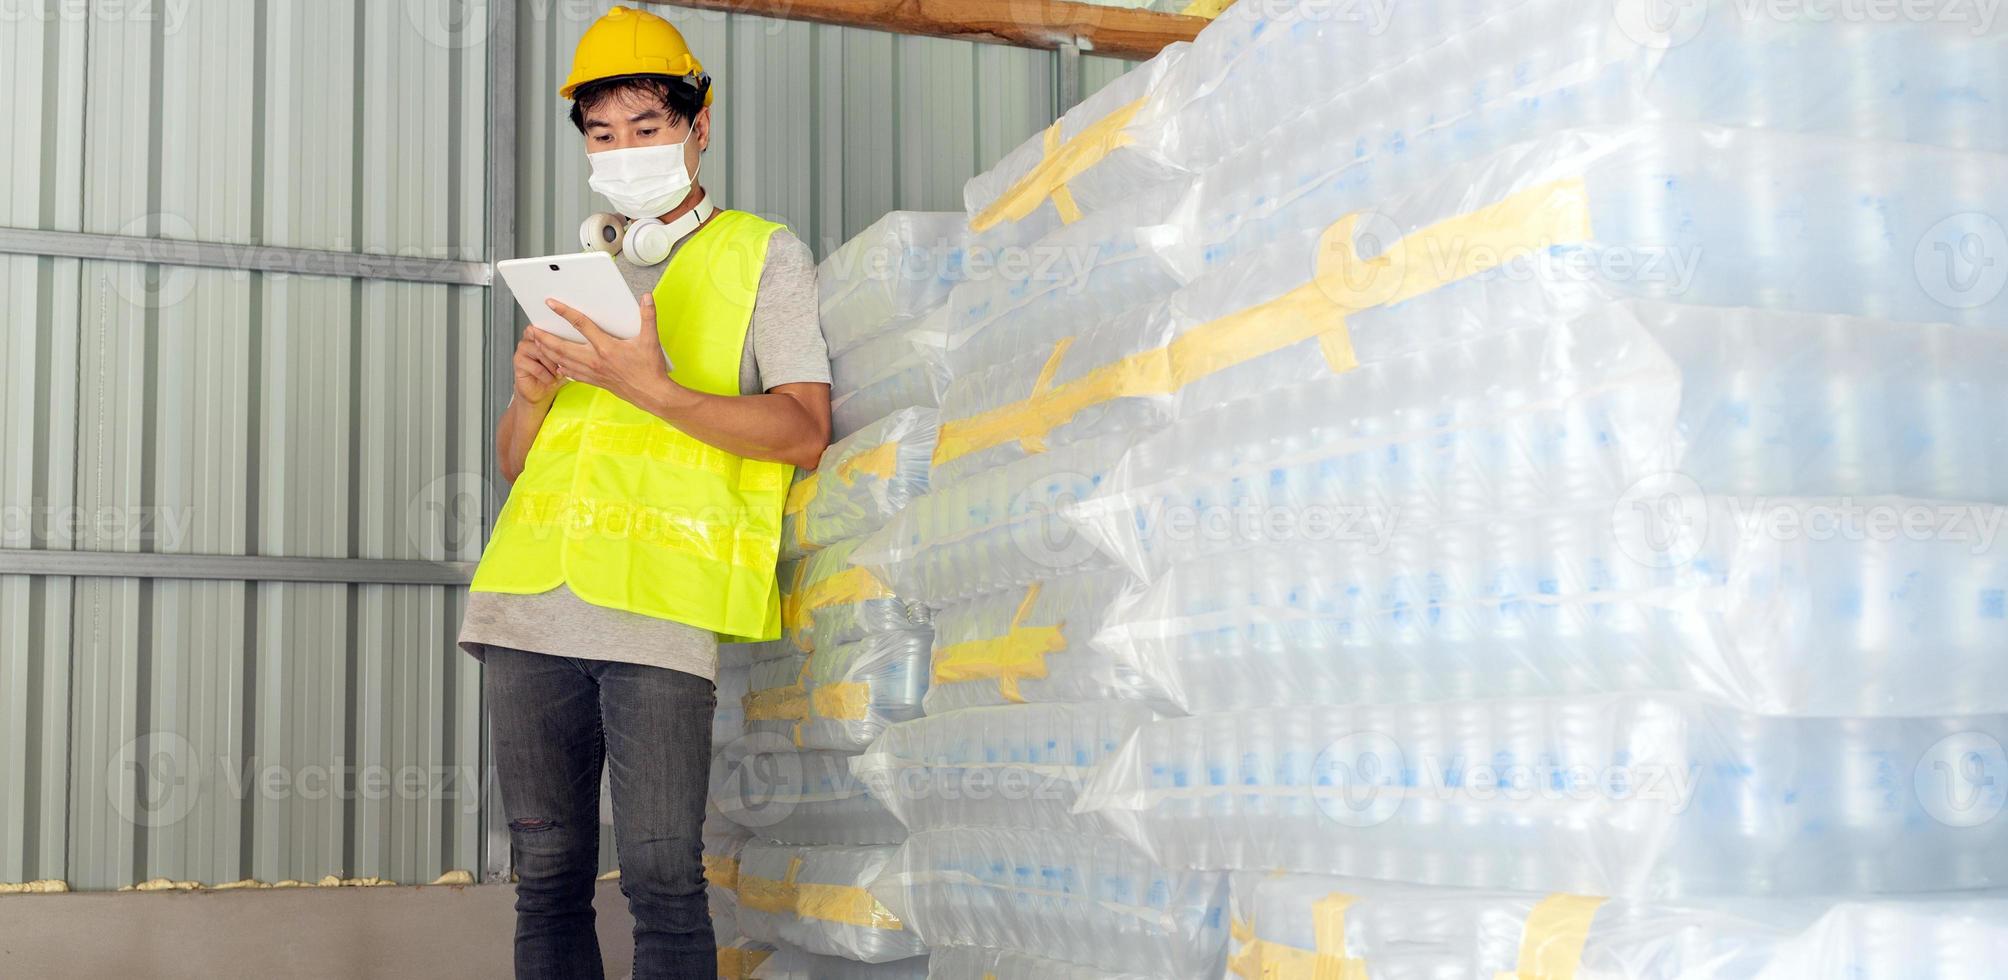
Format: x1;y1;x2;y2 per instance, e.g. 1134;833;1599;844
457;216;831;680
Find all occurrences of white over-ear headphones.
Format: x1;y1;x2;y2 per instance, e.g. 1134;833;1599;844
578;195;718;267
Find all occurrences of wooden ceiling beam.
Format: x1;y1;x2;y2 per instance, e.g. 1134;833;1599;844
646;0;1206;62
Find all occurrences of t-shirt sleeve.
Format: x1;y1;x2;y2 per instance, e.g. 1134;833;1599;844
749;230;833;392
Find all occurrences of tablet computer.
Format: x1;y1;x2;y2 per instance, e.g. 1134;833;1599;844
495;251;642;344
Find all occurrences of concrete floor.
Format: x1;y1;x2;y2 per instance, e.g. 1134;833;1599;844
0;880;638;978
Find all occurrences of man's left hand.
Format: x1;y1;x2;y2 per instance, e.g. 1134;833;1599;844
533;295;696;415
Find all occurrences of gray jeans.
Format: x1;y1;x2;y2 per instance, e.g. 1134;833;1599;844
485;646;717;980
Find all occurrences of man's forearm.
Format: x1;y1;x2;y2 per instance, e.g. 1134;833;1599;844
497;395;556;483
638;384;828;470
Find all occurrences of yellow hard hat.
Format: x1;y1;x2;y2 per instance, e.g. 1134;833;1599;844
559;5;714;106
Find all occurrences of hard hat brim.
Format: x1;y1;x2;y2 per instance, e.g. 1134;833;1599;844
559;72;714;108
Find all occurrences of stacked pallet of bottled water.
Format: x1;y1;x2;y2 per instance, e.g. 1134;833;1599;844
1047;0;2008;975
839;0;2007;975
837;34;1250;980
820;213;966;441
705;212;980;978
855;702;1232;976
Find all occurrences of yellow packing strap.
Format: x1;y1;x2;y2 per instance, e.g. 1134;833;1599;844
1496;894;1607;980
716;945;771;980
1310;893;1370;980
970;98;1148;232
1182;0;1236;16
935;177;1594;468
702;854;739;892
1228;916;1259;978
1228;892;1367;980
783;472;821;555
1014;336;1074;455
786;514;812;555
781;564;894;642
743;682;807;722
1044;123;1085;225
834;441;901;482
795;881;906;930
737;856;802;914
784;471;820;517
810;680;872;721
929;583;1067;703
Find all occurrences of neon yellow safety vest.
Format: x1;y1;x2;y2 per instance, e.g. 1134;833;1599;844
470;209;793;642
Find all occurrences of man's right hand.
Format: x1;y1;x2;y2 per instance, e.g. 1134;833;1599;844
514;327;567;406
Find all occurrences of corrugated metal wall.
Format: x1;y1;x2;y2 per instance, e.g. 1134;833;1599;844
3;0;1132;891
2;0;488;891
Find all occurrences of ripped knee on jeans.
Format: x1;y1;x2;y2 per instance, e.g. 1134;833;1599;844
509;817;557;833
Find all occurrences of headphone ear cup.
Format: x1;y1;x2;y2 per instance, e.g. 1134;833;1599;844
624;218;673;266
580;213;628;255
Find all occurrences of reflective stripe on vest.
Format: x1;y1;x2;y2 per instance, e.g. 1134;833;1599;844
469;209;794;642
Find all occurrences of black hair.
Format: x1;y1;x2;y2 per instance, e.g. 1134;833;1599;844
568;73;709;133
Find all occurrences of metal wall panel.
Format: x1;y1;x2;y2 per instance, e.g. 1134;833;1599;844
1;3;87;232
1;249;81;885
0;1;87;881
1;0;490;890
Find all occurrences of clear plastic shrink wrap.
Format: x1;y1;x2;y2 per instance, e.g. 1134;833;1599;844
714;2;2008;976
818;211;969;357
921;567;1146;714
866;827;1230;978
796;630;932;752
781;538;927;655
851;701;1160;836
736;841;927;963
783;408;938;561
744;641;929;754
1074;299;2008;576
934;127;2008;512
738;841;807;945
702;831;742;939
718;937;780;980
752;946;928;979
1073;694;2008;898
1088;497;2008;718
850;433;1123;605
1183;0;2008;268
935;180;1195;386
962;44;1192;238
1226;873;2008;979
712;748;907;847
1072;304;2008;718
714;661;753;747
829;306;953;442
831;317;948;404
1116;0;1523;182
923;946;1162;980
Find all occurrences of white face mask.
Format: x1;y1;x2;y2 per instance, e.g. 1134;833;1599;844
586;136;699;220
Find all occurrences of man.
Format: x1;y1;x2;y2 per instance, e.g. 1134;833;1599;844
458;7;831;978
